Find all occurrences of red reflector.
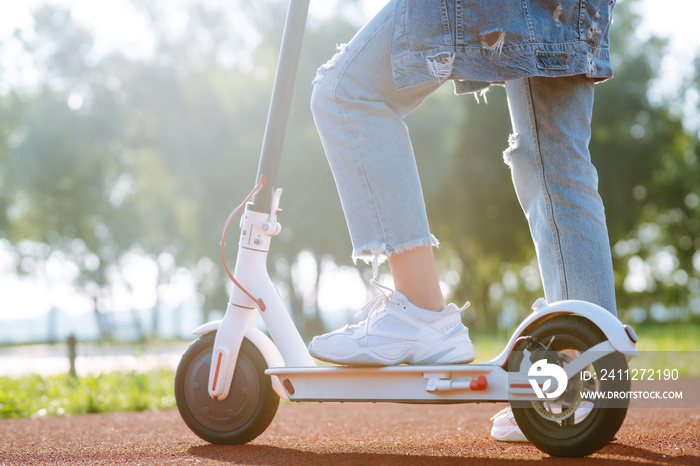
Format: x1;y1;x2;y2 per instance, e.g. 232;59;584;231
212;352;223;392
510;383;532;389
624;324;638;343
283;378;295;395
470;375;488;391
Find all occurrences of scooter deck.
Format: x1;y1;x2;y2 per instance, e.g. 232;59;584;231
266;363;517;403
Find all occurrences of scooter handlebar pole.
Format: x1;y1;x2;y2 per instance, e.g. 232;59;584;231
251;0;311;212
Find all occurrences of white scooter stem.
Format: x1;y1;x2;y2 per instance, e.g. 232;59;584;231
209;191;314;400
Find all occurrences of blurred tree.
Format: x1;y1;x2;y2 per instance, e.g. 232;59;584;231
590;0;700;322
5;6;129;338
2;0;698;344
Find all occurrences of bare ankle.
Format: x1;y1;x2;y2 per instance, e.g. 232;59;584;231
387;246;446;312
398;290;446;312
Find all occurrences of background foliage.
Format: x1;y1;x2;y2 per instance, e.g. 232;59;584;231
1;0;699;341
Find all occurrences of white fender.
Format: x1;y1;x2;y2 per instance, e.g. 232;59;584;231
193;320;222;335
192;321;288;400
245;328;288;399
488;299;639;367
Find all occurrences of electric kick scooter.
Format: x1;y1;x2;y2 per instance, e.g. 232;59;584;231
175;0;639;457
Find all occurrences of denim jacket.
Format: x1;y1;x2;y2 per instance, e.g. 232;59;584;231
391;0;615;94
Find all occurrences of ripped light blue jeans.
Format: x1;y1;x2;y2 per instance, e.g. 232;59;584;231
310;3;617;315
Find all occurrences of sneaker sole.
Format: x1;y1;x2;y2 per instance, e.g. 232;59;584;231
309;337;475;366
310;352;477;366
491;426;528;442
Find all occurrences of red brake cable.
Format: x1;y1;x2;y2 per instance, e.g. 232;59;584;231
220;175;267;311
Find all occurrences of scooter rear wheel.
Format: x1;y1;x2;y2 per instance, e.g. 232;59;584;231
175;332;279;445
510;316;630;457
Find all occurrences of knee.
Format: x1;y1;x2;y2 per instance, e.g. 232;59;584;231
310;78;333;123
504;134;541;211
310;46;349;122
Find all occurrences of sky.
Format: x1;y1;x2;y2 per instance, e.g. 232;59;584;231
0;0;699;322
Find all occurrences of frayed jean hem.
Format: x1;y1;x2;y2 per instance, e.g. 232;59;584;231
351;235;440;278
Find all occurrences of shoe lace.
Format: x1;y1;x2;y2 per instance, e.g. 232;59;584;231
349;281;471;345
349;279;394;345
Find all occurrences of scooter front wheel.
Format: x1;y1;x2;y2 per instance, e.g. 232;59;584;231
510;316;630;457
175;332;280;445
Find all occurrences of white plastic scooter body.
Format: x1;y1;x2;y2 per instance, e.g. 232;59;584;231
489;298;639;367
193;322;289;399
265;297;638;402
204;190;314;401
197;189;637;404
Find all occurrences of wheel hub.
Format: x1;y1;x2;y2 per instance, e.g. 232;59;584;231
530;351;584;422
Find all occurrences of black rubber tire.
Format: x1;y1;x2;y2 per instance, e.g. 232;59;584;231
510;316;630;457
174;332;279;445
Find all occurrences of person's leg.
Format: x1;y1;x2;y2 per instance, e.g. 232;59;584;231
491;75;616;442
504;75;616;315
308;2;473;365
311;2;445;310
389;246;446;311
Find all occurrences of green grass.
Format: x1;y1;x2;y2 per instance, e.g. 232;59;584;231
0;369;176;419
631;321;700;352
626;322;700;377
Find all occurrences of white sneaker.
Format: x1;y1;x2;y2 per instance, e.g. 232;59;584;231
308;280;475;366
490;406;529;442
490;402;597;442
